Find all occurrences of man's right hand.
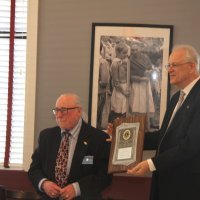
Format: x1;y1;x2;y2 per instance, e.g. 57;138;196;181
42;180;61;198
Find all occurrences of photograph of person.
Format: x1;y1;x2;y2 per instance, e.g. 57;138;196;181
96;36;164;132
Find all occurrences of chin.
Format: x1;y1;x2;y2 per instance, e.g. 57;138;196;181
169;79;176;85
58;123;66;128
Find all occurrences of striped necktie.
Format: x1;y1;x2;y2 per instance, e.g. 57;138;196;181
167;90;185;129
55;131;70;188
176;90;185;110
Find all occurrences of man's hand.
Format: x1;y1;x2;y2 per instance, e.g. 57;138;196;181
127;160;150;176
41;180;61;198
60;184;76;200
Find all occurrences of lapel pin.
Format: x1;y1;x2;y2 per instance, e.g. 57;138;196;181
84;141;88;145
186;105;190;109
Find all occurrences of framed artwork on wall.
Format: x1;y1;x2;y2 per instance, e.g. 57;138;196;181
88;23;173;131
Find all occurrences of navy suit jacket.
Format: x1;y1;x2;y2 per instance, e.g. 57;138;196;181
144;79;200;200
28;121;111;200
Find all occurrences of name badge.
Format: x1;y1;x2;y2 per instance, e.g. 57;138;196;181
82;155;93;164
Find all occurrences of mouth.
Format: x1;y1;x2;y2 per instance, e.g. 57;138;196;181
169;74;176;81
169;73;175;78
58;120;65;123
57;119;65;123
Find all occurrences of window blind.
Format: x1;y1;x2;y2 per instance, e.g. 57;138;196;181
0;0;27;167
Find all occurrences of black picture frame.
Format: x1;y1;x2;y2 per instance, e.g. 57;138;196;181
88;23;173;131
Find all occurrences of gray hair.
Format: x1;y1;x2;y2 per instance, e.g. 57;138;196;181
172;44;200;72
81;110;88;122
61;93;82;107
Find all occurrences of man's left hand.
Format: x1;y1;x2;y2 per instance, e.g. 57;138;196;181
60;184;76;200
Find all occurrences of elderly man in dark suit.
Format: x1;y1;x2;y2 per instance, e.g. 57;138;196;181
28;93;111;200
127;44;200;200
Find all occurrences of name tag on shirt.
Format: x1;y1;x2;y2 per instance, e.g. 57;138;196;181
82;155;93;164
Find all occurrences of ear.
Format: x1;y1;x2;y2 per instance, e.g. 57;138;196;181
189;62;196;73
77;107;82;115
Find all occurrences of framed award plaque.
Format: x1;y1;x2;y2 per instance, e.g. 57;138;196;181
108;115;146;173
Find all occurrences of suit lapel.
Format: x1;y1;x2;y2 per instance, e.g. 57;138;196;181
44;127;62;181
166;79;200;132
68;122;90;181
160;93;179;134
52;129;62;165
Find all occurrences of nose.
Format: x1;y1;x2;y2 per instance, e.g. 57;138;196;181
167;66;174;73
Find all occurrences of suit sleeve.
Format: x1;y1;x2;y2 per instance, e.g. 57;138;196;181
28;130;49;192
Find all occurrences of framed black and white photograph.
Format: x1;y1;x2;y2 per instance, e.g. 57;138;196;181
88;23;173;131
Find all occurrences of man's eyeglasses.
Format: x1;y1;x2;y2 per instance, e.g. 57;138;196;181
165;62;192;70
52;107;79;115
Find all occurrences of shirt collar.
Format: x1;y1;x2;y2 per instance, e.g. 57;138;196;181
182;76;200;97
61;118;82;138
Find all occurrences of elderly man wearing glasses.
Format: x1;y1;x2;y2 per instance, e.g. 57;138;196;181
28;93;111;200
127;44;200;200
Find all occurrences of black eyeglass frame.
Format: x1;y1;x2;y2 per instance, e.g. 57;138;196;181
52;107;79;115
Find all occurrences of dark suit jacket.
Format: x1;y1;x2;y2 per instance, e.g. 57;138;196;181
28;120;111;200
144;79;200;200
